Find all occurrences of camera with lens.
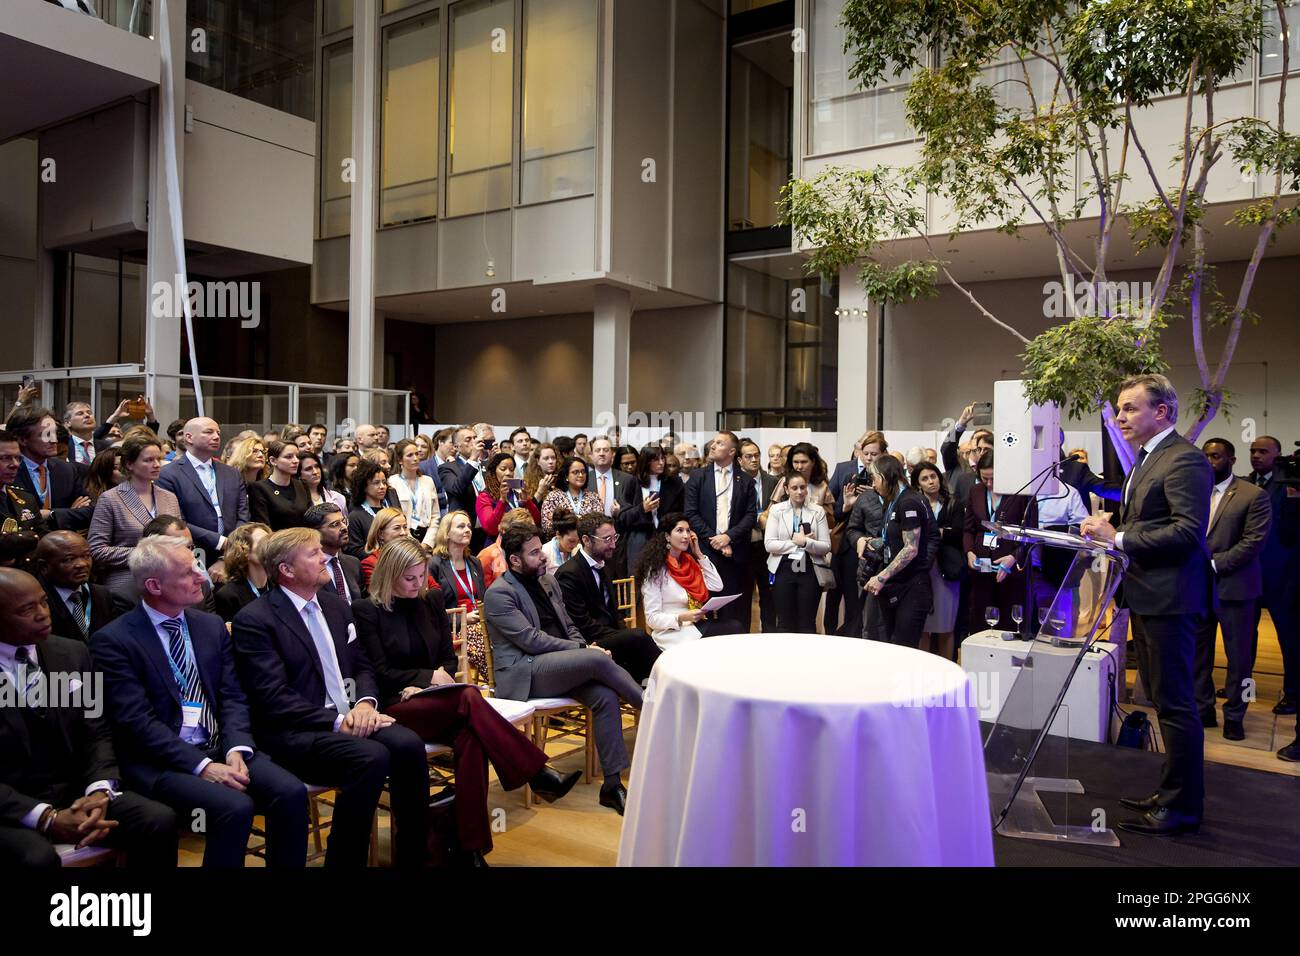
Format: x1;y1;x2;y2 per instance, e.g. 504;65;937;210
1276;441;1300;485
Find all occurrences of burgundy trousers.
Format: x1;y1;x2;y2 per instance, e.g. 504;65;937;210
387;685;547;851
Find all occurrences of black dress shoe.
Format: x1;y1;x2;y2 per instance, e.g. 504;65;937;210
528;766;582;803
1278;739;1300;762
1215;687;1228;699
1116;806;1201;837
599;784;627;815
1223;719;1245;741
1119;793;1160;812
459;849;490;868
1273;696;1298;716
1201;712;1218;728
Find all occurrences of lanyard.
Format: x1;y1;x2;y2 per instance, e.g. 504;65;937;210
790;506;805;537
362;502;377;517
247;580;261;598
566;491;583;513
450;561;476;603
162;615;197;698
28;461;47;499
986;487;1000;523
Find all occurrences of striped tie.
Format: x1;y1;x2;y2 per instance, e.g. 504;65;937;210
13;646;42;704
160;617;219;743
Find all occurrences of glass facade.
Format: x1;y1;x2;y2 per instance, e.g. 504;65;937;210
1262;3;1300;76
186;1;316;119
808;0;913;154
320;43;354;238
323;0;354;34
521;0;598;204
729;33;793;230
381;13;440;226
447;0;516;217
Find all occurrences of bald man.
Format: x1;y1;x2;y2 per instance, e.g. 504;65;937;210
353;424;379;450
35;531;130;642
0;568;177;867
156;417;250;565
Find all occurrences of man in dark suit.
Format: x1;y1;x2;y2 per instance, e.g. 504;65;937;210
554;514;662;683
62;402;107;466
1193;439;1271;741
1082;374;1213;836
417;427;453;513
4;405;93;531
304;503;364;601
940;405;995;507
92;535;308;867
683;431;757;630
0;568;177;867
35;531;129;641
439;426;490;549
483;523;643;814
1247;436;1300;716
0;429;48;569
231;527;431;867
155;417;250;567
587;437;634;519
739;439;780;631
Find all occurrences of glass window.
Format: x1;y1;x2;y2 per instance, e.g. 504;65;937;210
324;0;353;33
385;0;423;11
808;0;913;154
521;0;598;204
186;0;315;119
321;43;353;238
729;34;793;230
382;14;440;226
1262;3;1300;76
448;0;516;217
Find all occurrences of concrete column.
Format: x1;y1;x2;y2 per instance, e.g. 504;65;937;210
347;0;378;426
836;266;873;461
143;0;187;425
592;284;631;426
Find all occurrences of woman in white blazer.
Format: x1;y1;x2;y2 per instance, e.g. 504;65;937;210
635;512;747;649
764;473;832;633
390;438;441;545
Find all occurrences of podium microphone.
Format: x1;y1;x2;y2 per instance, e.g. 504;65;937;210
1008;453;1081;500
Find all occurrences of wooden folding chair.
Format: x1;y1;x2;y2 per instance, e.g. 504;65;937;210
612;576;637;629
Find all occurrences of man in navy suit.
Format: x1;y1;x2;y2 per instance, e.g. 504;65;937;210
231;527;431;867
417;427;452;513
155;417;250;567
439;425;490;546
91;535;308;867
684;431;757;630
4;405;93;531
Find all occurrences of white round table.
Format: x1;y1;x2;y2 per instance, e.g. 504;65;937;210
617;634;993;867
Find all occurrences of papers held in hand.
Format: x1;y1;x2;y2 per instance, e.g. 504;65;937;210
699;594;741;613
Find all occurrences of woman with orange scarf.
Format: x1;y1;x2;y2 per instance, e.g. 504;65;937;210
635;512;747;648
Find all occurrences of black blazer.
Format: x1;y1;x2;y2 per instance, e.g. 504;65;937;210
554;551;624;643
319;552;364;603
230;586;379;737
13;456;92;531
928;494;967;580
438;458;481;526
0;635;119;826
683;465;758;565
0;484;47;566
213;578;266;624
41;578;129;642
247;478;313;531
91;604;256;789
350;594;457;709
428;553;486;610
1116;430;1214;616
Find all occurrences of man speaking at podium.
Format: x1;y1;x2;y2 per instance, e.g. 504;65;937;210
1081;374;1212;837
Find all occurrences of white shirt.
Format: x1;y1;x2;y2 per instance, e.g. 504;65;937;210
1207;475;1234;572
0;641;116;827
714;464;734;535
1036;483;1090;528
142;602;253;774
186;450;226;547
1115;425;1178;552
53;584;90;624
281;588;375;729
580;547;608;601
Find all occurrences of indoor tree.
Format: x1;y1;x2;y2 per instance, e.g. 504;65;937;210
780;0;1300;449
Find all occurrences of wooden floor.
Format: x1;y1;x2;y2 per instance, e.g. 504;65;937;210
179;607;1295;867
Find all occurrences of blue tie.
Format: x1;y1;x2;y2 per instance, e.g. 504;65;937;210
159;617;218;742
196;462;224;536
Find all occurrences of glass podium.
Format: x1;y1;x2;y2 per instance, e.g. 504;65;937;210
979;522;1128;845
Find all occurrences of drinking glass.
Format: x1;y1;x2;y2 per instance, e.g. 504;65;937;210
1011;604;1024;634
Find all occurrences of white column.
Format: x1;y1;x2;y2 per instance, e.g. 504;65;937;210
143;0;187;425
836;266;873;461
592;284;631;426
347;0;378;426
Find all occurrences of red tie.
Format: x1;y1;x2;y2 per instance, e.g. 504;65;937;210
330;557;348;599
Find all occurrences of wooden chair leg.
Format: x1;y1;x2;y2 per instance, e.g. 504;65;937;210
309;797;324;856
585;709;595;783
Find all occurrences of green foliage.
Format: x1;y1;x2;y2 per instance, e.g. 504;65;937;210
1191;385;1234;422
1126;193;1204;253
1021;312;1169;421
1228;119;1300;191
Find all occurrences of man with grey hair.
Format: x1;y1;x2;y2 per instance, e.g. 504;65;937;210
353;424;379;451
92;535;309;867
1082;373;1212;837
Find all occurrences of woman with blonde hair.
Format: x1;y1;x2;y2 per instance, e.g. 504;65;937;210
352;537;580;865
360;506;412;588
226;436;268;486
213;521;272;622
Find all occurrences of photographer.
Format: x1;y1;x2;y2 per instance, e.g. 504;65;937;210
846;455;886;641
856;457;934;649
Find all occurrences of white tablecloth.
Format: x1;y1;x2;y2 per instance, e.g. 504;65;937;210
617;634;993;866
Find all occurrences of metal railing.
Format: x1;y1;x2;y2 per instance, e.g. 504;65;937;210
0;365;412;441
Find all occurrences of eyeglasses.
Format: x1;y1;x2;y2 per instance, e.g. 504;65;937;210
592;532;619;544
